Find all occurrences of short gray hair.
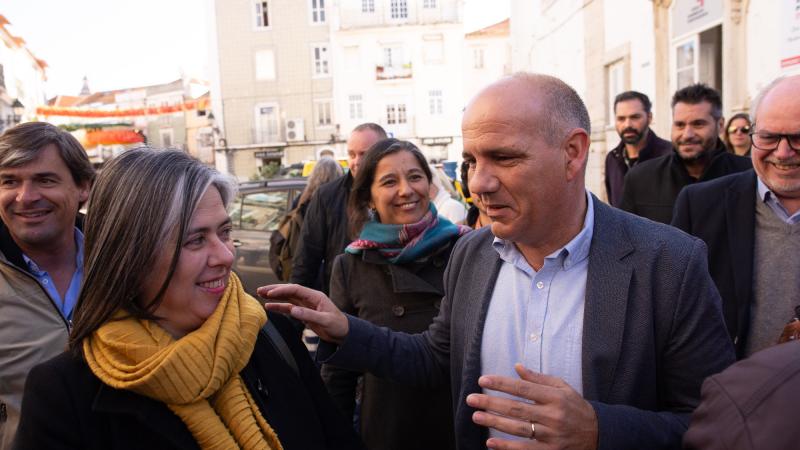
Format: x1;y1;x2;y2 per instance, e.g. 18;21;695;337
751;76;787;127
509;72;592;146
69;147;235;352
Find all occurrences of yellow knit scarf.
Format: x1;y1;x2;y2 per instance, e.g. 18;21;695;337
83;272;283;450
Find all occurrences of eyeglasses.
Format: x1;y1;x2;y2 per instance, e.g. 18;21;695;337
749;132;800;152
727;125;751;135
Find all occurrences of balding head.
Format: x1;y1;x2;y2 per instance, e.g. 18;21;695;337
464;73;591;148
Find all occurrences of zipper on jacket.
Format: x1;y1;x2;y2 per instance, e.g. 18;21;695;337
0;259;71;332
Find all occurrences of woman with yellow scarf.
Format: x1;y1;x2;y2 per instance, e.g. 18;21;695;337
14;149;363;450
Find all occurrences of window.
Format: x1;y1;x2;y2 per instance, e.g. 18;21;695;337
473;48;485;69
429;90;443;115
310;0;325;23
423;34;443;63
390;0;408;19
607;60;625;125
386;103;407;124
255;1;270;28
256;104;280;142
362;0;374;13
315;100;332;127
424;0;436;8
255;49;276;80
312;45;330;76
160;128;174;148
676;40;696;89
349;95;363;119
236;191;288;232
383;47;403;68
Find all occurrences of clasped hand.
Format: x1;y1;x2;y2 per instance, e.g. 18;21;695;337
466;364;598;450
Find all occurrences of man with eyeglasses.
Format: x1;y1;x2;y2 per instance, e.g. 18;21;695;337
620;84;751;224
672;75;800;359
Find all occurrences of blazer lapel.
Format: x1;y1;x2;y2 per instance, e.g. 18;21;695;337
724;171;756;347
93;383;197;449
582;198;634;402
456;230;502;448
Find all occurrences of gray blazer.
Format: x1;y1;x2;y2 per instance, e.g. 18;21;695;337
322;196;735;450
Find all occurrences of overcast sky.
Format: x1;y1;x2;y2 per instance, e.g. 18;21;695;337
3;0;508;98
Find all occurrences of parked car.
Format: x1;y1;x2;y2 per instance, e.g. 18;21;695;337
230;178;307;295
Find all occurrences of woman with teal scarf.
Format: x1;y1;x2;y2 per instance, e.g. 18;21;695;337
321;139;468;450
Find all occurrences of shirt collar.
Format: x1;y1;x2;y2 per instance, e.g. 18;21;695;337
492;190;595;271
22;227;85;275
756;176;800;223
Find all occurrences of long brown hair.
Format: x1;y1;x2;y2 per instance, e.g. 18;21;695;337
68;148;235;353
297;157;343;207
347;139;431;238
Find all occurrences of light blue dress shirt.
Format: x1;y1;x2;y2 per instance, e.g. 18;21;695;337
22;228;84;321
757;177;800;224
481;191;594;441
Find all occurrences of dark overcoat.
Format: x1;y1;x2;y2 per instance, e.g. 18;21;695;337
620;141;751;224
323;243;457;450
14;314;363;450
671;170;757;357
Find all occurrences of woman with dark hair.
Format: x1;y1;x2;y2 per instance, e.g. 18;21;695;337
321;139;467;450
723;112;752;156
15;148;362;450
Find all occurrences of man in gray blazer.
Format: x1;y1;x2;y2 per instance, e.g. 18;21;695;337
262;73;735;450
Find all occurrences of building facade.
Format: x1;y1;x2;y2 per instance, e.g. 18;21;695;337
330;0;465;161
510;0;794;201
38;77;212;166
211;0;337;180
463;18;511;103
0;14;47;133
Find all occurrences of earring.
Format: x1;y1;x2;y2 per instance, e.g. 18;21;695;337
368;207;377;220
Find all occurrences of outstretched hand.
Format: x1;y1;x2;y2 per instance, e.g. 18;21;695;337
258;284;349;344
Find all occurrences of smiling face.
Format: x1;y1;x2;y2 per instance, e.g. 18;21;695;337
752;77;800;213
671;101;724;162
369;150;431;225
0;144;89;253
146;186;235;338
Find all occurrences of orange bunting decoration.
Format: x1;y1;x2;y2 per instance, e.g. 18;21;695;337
84;129;145;146
37;98;210;118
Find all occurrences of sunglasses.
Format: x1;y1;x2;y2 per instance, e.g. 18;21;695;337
728;125;751;134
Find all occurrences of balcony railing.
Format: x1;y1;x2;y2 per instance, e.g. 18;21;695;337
376;63;413;81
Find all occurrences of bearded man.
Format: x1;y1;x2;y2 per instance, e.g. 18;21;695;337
620;84;751;224
604;91;671;207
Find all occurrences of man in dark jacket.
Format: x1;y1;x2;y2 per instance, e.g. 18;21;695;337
672;75;800;359
605;91;671;207
620;84;751;224
290;123;386;293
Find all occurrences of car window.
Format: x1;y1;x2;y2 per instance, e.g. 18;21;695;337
237;190;288;232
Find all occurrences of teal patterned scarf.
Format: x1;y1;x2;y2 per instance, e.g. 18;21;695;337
345;203;470;264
